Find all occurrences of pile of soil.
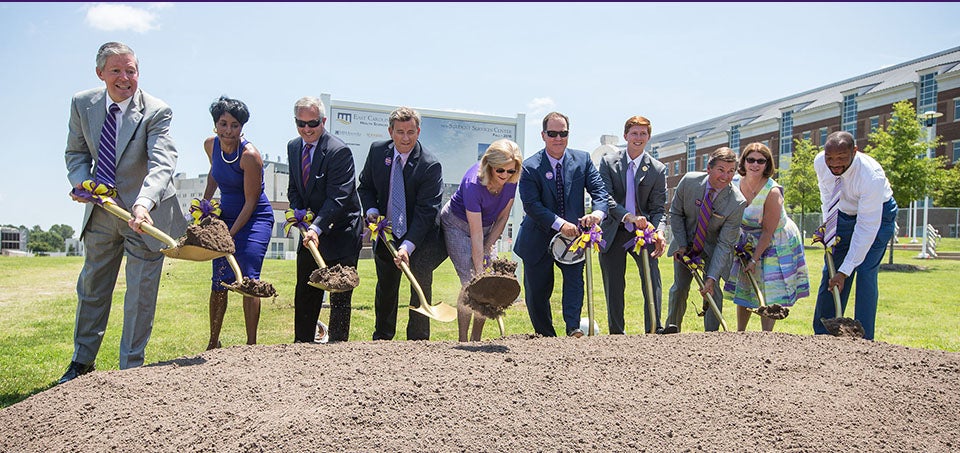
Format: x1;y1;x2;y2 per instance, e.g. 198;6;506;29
178;218;235;253
309;264;360;291
821;317;867;338
756;304;789;320
224;277;276;298
462;259;521;318
2;332;957;452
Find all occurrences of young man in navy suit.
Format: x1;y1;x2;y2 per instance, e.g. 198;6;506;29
514;112;610;337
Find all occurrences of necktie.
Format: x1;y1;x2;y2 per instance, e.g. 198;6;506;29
95;103;121;187
301;143;314;191
555;161;565;219
389;154;407;238
824;177;842;246
691;187;715;254
625;161;637;232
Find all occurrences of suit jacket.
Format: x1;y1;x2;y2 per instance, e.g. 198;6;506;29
357;140;443;250
65;87;185;252
598;150;667;253
667;172;746;280
287;132;362;261
514;148;610;263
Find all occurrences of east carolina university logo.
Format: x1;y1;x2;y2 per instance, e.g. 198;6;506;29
337;112;352;125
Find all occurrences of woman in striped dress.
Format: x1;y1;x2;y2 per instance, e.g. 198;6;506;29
724;142;809;331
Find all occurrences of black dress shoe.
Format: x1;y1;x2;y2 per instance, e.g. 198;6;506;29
57;361;95;385
661;324;679;334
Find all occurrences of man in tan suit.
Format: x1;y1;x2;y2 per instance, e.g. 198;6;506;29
664;147;746;333
61;42;186;383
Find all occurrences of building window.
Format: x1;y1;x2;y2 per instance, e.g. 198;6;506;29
954;99;959;122
842;94;858;136
820;127;829;146
802;131;811;142
780;111;793;158
674;161;680;176
919;73;938;113
702;154;709;170
870;116;880;133
650;145;659;160
686;137;696;172
729;125;740;152
954;140;960;163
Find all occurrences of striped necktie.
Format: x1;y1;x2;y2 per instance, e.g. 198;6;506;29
555;161;565;219
691;187;715;254
95;103;121;187
823;177;842;246
389;154;407;238
625;161;636;232
301;143;313;191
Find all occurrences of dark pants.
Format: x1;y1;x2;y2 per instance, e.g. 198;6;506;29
813;198;897;340
599;227;663;334
294;244;359;343
522;252;585;337
371;233;447;340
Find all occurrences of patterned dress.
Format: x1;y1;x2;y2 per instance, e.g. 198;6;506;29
724;178;809;308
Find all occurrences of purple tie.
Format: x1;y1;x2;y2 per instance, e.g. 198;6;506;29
691;187;715;254
625;161;637;232
555;161;565;219
301;143;314;191
95;103;121;187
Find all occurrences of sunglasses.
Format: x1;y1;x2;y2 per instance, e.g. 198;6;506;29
295;118;322;128
544;130;569;138
495;168;518;174
745;157;767;165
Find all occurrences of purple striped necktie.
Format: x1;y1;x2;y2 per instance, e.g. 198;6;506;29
301;143;314;191
625;161;636;232
95;103;121;187
823;177;842;245
691;187;715;254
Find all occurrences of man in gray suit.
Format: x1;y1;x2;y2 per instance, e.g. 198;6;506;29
61;42;186;384
664;147;746;333
598;115;668;335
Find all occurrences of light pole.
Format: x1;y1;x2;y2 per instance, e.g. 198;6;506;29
918;110;943;259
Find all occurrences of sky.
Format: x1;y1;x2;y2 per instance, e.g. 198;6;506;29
2;2;960;234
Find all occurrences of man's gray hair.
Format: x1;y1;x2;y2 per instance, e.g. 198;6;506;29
96;42;137;71
294;96;326;119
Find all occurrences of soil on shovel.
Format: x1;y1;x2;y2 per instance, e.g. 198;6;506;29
462;259;521;319
309;264;360;291
821;317;866;338
228;277;277;298
757;304;789;320
177;218;235;253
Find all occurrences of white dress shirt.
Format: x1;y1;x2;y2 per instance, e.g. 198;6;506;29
814;151;893;275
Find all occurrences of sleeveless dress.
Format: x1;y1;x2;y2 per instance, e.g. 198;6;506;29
210;137;275;290
724;178;809;308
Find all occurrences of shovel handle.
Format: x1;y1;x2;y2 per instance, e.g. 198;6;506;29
739;256;768;308
640;247;657;334
384;238;429;309
226;254;244;283
100;201;178;248
691;270;728;331
825;250;843;316
298;227;328;269
585;247;595;336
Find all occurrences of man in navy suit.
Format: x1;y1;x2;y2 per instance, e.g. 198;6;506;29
358;106;446;340
514;112;610;337
287;96;362;343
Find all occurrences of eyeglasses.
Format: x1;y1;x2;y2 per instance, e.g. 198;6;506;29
544;130;569;138
295;118;322;128
495;168;518;174
745;157;767;165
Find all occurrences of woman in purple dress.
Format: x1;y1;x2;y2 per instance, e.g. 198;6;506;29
440;139;522;341
202;96;274;349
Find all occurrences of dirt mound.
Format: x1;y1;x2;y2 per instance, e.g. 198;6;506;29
177;218;235;253
1;333;957;452
310;264;360;291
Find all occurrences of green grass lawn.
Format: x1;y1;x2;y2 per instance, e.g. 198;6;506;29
1;244;958;408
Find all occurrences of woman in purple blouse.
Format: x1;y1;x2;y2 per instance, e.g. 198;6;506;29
440;139;522;341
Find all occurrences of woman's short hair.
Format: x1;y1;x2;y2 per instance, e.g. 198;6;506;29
737;142;775;178
209;95;250;125
478;139;523;186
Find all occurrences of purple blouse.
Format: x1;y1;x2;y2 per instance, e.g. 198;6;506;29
448;162;517;226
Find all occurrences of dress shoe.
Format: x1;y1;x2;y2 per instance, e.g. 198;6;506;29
315;320;330;344
57;361;95;385
567;328;585;338
661;324;679;334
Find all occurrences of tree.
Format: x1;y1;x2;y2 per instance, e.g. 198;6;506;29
933;165;960;207
49;224;75;241
25;226;64;254
779;137;821;234
863;100;944;263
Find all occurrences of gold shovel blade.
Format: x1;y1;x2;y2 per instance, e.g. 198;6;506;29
162;245;229;261
410;300;458;323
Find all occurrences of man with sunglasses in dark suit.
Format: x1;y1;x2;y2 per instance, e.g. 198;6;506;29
598;115;668;335
287;96;362;343
358;106;447;340
515;112;610;337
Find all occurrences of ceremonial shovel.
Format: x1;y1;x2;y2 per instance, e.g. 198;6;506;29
679;254;728;331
